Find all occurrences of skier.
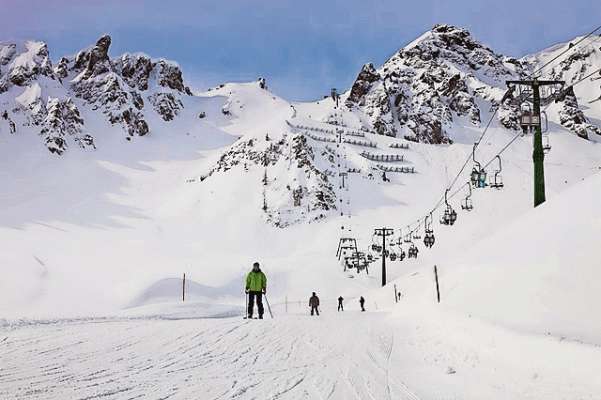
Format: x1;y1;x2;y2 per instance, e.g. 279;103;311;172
359;296;366;312
245;262;267;319
337;296;344;311
309;292;320;316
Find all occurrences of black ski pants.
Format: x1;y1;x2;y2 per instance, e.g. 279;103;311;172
248;291;264;317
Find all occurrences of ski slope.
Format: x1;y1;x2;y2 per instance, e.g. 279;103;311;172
3;301;601;400
2;172;601;399
2;29;601;398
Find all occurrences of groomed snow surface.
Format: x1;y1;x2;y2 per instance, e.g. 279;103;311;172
2;82;601;399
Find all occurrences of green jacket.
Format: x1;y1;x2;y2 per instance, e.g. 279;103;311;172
246;270;267;292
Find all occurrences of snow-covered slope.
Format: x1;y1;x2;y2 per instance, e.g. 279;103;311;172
382;171;601;344
1;25;600;323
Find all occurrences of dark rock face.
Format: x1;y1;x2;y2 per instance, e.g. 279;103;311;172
346;63;381;106
54;57;69;80
41;98;93;154
116;53;154;91
81;35;112;79
557;88;600;139
157;60;191;94
148;92;183;121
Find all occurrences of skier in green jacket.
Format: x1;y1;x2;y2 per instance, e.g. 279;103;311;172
245;262;267;319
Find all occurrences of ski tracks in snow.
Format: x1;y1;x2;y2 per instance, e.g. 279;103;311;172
0;313;421;400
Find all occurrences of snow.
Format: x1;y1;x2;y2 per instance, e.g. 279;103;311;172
8;40;46;71
1;28;601;399
15;82;42;108
441;172;601;344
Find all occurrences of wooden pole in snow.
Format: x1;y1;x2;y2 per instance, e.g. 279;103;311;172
394;284;398;303
434;265;440;303
182;273;186;302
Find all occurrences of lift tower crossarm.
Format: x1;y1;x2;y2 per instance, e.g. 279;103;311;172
506;80;564;86
505;79;564;207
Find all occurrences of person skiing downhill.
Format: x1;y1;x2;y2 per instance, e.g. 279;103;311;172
309;292;320;316
245;262;267;319
359;296;366;312
337;296;344;311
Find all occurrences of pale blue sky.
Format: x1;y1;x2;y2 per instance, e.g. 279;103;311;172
1;0;599;100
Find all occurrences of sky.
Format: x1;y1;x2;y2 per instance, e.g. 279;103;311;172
1;0;599;100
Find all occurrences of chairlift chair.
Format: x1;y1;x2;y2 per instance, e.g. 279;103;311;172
489;155;504;189
461;183;473;211
408;244;419;259
520;103;540;135
440;189;458;225
423;213;436;248
470;143;487;188
543;134;551;153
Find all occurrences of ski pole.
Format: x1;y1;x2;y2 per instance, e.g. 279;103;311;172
264;293;274;319
244;291;248;319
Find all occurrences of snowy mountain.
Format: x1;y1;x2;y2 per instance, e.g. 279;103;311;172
0;35;194;154
345;24;601;142
2;24;601;400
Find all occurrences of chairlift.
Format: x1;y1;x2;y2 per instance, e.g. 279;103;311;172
489;155;504;189
403;227;413;244
440;189;458;226
543;134;551;153
407;244;419;259
519;103;540;135
423;213;436;248
470;143;487;188
461;182;473;211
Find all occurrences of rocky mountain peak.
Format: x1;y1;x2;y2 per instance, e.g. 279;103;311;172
345;25;599;143
80;34;112;79
0;40;54;92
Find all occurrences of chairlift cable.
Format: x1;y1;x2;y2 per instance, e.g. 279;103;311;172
531;24;601;78
364;24;601;253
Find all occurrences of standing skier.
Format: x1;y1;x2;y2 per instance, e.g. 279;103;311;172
245;262;267;319
309;292;320;316
359;296;366;312
337;296;344;311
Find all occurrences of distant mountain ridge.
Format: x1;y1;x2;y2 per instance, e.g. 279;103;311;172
1;25;600;155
